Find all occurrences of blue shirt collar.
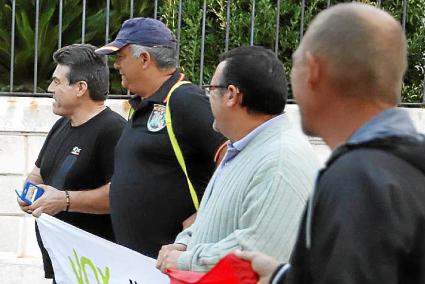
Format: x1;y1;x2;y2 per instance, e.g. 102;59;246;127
348;108;417;145
231;113;285;151
221;113;285;165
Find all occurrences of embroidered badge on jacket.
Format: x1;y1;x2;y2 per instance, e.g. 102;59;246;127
147;104;166;132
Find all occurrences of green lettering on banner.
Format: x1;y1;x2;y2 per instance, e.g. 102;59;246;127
98;266;110;284
68;249;110;284
69;249;84;284
81;256;101;283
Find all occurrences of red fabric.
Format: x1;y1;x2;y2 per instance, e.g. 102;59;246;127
167;253;258;284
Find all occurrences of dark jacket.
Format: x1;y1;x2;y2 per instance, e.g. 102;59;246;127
275;135;425;284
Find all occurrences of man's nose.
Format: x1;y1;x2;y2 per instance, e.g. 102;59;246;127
47;82;54;93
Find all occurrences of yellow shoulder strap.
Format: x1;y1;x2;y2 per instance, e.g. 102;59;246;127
165;80;199;210
128;106;135;120
126;80;199;210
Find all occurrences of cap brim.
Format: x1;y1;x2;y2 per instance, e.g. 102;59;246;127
95;41;127;55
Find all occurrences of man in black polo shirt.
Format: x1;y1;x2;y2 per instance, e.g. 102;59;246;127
17;44;126;282
95;18;226;258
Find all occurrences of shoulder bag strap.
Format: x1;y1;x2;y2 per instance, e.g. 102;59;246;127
165;80;200;210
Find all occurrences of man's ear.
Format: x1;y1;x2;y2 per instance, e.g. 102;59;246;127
305;52;321;88
76;81;88;97
139;51;151;69
225;85;241;107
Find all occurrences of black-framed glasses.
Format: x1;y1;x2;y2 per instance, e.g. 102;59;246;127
201;85;227;97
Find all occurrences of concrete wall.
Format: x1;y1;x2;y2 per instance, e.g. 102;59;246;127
0;96;423;282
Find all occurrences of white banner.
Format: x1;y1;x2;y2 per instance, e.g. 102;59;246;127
36;214;169;284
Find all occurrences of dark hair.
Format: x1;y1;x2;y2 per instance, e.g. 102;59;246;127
53;44;109;101
219;46;287;114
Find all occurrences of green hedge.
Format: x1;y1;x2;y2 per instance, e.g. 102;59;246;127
0;0;152;92
161;0;425;103
0;0;423;102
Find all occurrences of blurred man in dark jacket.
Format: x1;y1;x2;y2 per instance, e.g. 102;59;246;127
237;3;425;284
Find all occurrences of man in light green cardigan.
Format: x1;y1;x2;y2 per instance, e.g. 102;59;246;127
156;46;320;273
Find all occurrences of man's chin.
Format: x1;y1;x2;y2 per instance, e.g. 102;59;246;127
121;77;131;89
301;124;318;137
52;103;59;114
212;121;220;133
52;104;66;117
52;108;61;116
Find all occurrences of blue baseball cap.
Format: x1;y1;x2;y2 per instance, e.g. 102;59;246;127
95;17;177;55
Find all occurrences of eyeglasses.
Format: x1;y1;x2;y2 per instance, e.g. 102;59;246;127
201;85;227;97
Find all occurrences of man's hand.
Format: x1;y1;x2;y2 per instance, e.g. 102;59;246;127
28;185;66;217
157;249;183;273
156;243;187;273
235;250;282;284
17;197;32;214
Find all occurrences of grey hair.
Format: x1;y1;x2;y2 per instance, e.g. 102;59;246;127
129;44;178;69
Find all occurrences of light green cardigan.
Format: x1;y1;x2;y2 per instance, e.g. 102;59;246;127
175;114;320;271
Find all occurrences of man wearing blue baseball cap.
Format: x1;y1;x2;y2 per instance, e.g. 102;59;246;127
95;18;227;258
95;17;177;54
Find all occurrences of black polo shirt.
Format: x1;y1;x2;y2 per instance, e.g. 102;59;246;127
110;71;226;257
34;107;126;278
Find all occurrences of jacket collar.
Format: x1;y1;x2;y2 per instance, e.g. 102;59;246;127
328;108;418;166
347;108;417;145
